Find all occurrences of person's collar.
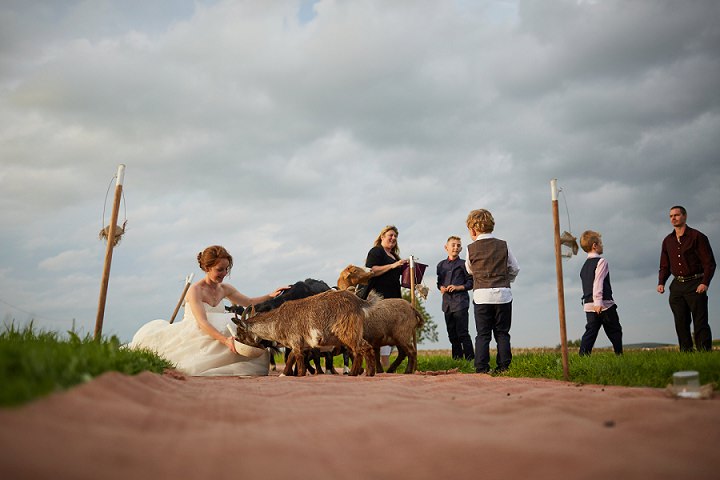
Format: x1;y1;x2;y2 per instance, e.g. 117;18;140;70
476;233;494;240
588;252;601;258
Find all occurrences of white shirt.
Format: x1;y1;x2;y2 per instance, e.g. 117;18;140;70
465;233;520;305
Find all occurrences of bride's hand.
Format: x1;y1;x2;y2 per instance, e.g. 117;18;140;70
224;336;238;354
269;286;290;298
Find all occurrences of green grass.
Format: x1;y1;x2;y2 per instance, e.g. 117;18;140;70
0;323;172;407
4;323;718;407
407;348;720;389
286;347;719;389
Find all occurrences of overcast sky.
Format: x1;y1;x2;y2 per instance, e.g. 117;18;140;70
1;0;718;350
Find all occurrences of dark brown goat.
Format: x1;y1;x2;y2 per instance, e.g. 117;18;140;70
234;290;376;377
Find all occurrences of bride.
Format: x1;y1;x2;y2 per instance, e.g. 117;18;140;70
128;245;287;376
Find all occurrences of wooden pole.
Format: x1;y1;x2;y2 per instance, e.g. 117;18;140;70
551;178;570;380
94;164;125;340
170;273;194;324
409;256;417;308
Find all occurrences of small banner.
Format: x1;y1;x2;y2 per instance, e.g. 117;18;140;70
401;262;428;288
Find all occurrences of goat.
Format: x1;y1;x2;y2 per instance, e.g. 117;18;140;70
337;264;373;291
362;292;424;373
337;292;424;374
233;289;376;377
253;278;336;375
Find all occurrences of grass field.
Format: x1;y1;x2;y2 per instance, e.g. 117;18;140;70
2;324;717;407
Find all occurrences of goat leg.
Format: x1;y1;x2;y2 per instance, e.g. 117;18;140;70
386;346;407;374
310;349;323;375
342;348;351;375
374;347;384;374
324;352;339;374
295;349;307;377
404;344;418;374
282;351;297;376
361;339;376;376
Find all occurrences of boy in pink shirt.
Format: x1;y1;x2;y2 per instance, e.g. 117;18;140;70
579;230;623;355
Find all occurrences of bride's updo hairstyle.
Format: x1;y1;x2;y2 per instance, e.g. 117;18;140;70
197;245;233;272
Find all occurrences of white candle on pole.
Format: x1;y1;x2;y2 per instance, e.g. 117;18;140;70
116;164;126;186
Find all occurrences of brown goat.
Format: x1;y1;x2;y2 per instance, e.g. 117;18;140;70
337;264;373;290
364;292;424;374
234;290;376;377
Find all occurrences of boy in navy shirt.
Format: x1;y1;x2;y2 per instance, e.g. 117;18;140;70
579;230;623;355
437;236;474;360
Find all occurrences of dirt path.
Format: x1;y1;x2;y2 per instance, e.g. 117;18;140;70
1;370;718;479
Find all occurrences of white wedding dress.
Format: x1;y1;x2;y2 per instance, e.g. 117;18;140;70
128;302;269;376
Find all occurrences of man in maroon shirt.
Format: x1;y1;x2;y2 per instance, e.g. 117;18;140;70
657;206;716;351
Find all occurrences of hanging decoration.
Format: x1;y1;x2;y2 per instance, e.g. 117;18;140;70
99;172;128;246
557;186;578;259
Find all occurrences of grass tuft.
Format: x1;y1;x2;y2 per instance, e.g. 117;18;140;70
0;323;172;407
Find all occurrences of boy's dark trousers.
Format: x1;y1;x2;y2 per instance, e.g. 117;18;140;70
473;302;512;372
579;304;623;355
444;310;474;360
668;277;712;351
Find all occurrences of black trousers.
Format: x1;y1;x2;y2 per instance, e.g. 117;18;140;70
473;302;512;371
579;304;623;355
444;309;474;360
669;277;712;352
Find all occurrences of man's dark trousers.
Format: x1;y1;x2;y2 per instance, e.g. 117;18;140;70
669;277;712;351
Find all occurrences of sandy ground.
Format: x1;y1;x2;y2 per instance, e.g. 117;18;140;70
1;368;719;480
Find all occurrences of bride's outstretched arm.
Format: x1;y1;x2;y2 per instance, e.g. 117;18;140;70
223;284;289;307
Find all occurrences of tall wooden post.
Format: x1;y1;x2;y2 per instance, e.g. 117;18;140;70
94;164;125;340
409;255;417;308
551;179;570;380
170;273;194;324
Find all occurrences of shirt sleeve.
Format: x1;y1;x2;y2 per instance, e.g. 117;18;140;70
436;261;444;290
365;247;383;268
463;266;474;290
658;237;671;286
698;232;717;286
593;258;609;306
507;246;520;283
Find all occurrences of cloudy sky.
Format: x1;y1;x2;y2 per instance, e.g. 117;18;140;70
1;0;718;350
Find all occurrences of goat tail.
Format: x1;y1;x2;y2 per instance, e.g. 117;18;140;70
413;306;425;329
413;307;423;354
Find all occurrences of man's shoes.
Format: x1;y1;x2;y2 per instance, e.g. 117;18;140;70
493;367;508;374
475;367;490;374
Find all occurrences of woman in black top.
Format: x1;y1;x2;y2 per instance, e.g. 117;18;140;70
365;225;408;368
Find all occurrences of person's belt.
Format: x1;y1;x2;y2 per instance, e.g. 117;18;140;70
675;273;703;283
